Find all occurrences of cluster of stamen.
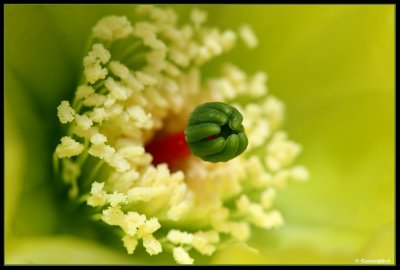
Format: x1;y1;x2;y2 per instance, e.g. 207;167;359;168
54;5;308;264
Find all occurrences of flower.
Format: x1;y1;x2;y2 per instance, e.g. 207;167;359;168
51;6;308;264
5;3;393;263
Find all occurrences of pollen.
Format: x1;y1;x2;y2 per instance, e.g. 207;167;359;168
143;234;163;255
75;85;95;100
87;181;108;207
55;136;84;158
57;101;75;124
90;133;108;145
239;24;259;49
167;230;194;245
92;15;134;41
173;247;194;265
83;44;111;84
75;114;93;130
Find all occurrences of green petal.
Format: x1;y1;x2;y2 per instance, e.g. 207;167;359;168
205;4;394;264
4;101;25;239
5;5;75;110
5;236;146;264
227;5;394;264
4;66;59;237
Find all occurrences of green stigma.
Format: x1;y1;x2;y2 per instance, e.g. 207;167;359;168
185;102;248;162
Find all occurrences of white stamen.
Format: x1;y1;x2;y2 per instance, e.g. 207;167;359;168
57;101;75;124
55;136;84;158
173;247;194;265
239;25;258;49
93;16;133;41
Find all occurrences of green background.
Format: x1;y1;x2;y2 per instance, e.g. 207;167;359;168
5;4;395;264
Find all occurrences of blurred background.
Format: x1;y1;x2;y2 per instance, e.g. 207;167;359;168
5;4;395;264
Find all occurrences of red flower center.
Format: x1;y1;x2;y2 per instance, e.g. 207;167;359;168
145;131;192;168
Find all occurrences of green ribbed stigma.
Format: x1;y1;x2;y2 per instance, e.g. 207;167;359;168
185;102;248;162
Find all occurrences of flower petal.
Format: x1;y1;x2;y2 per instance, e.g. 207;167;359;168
5;236;146;264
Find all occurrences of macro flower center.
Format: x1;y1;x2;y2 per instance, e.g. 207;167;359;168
53;5;308;264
